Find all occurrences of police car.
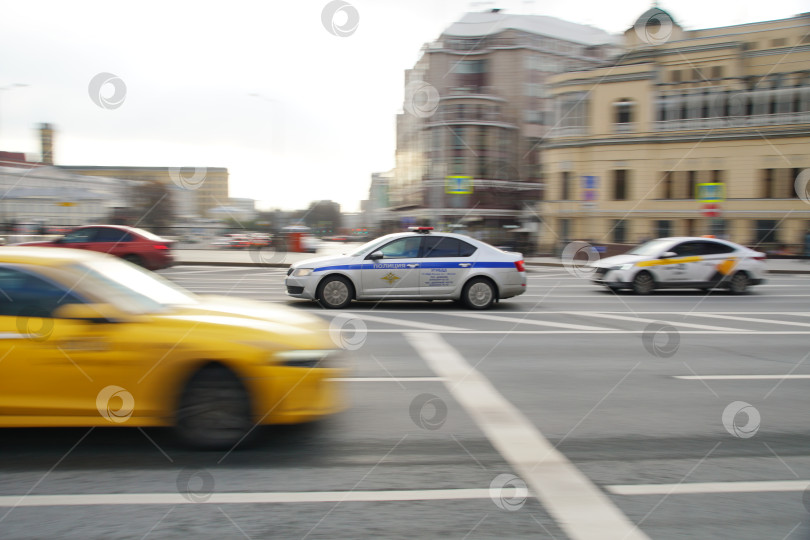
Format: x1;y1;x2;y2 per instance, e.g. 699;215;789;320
587;236;766;294
285;227;526;309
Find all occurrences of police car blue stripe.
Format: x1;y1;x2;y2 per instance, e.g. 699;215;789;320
312;261;516;272
472;262;517;269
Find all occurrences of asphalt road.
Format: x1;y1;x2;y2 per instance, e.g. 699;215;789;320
1;266;809;539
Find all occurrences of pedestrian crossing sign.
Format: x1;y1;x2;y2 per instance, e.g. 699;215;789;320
696;183;725;202
446;176;473;194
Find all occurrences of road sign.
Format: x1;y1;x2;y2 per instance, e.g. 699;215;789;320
697;183;725;202
702;203;721;217
582;175;598;201
446;176;473;194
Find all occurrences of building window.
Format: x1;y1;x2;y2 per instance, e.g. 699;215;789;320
613;219;627;243
687;171;696;200
559;218;571;242
793;168;802;198
763;169;773;198
613;170;628;200
451;59;487;74
561;171;571;200
656;220;672;238
662;172;673;199
711;66;723;79
712;170;723;184
557;93;589;133
614;99;634;130
671;70;681;83
754;220;778;245
451;127;464;150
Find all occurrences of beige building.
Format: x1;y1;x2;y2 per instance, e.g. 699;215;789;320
541;8;810;253
392;9;619;244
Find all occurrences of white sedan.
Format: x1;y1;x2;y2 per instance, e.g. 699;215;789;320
284;227;526;309
588;237;766;294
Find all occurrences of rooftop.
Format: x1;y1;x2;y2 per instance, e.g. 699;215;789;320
443;11;619;46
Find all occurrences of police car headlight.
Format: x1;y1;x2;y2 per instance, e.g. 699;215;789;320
292;268;313;277
610;263;634;271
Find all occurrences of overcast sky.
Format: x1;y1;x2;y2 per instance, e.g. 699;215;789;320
0;0;806;212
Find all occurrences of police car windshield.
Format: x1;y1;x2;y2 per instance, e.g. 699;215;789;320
347;235;397;257
627;238;674;257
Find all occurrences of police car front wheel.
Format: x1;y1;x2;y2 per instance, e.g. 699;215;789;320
462;278;496;310
318;275;353;309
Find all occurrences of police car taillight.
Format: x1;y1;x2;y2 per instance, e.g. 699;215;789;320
514;260;525;272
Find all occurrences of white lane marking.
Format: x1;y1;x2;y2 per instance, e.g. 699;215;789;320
161;267;275;274
406;333;648;540
329;377;446;382
352;330;810;335
608;480;810;496
686;313;810;328
0;489;509;507
350;313;464;332
674;374;810;380
323;310;810;316
566;312;745;332
447;312;609;331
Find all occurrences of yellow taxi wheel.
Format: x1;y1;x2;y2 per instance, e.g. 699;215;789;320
175;364;253;449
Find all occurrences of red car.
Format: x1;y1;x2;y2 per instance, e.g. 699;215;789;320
16;225;174;270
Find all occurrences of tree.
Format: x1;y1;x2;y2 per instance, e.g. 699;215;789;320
132;180;175;231
303;200;341;234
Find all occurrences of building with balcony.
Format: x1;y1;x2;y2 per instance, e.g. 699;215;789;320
391;9;618;244
541;8;810;253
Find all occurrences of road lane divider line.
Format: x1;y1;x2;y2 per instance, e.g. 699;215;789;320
406;332;649;540
329;377;447;382
565;312;746;332
608;480;810;496
350;329;810;335
349;313;464;332
445;312;610;331
686;313;810;328
0;489;515;507
674;374;810;380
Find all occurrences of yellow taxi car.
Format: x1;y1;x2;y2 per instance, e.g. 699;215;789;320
0;247;346;448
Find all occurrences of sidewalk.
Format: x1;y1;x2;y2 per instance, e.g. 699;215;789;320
173;248;810;275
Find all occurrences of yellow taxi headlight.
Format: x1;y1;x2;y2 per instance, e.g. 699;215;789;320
274;350;336;368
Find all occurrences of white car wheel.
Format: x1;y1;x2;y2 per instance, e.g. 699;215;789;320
728;272;749;294
463;278;495;310
318;276;353;309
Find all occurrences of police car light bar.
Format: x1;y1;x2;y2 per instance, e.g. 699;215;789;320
409;226;434;234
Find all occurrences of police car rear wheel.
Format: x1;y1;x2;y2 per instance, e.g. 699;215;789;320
318;276;353;309
462;278;495;310
632;271;655;295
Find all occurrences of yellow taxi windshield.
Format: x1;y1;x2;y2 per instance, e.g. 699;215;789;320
68;259;197;313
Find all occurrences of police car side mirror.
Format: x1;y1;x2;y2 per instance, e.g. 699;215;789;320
660;251;677;259
368;251;384;260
